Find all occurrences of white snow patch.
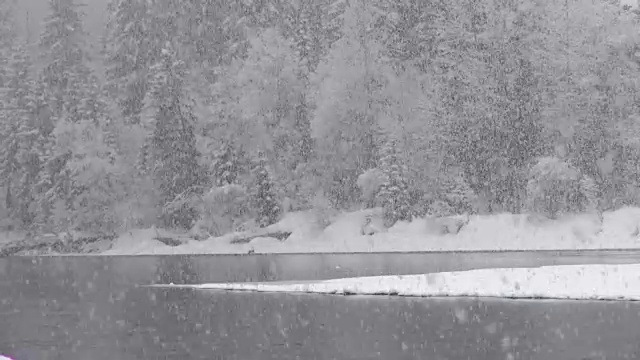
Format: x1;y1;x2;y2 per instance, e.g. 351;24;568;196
103;207;640;255
163;263;640;301
102;228;172;255
0;231;26;245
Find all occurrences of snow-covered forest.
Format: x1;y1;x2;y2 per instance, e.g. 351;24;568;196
2;0;640;249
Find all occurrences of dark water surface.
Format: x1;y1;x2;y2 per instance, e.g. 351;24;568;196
2;253;640;359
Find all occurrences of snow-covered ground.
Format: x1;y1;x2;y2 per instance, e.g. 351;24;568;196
154;263;640;301
0;231;26;246
101;207;640;255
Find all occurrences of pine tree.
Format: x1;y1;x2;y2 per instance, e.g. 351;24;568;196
441;171;476;215
104;0;154;125
222;27;312;208
276;0;345;166
281;0;344;75
35;0;102;232
312;0;390;207
59;74;122;234
293;93;314;163
0;44;61;231
526;156;583;218
0;109;18;219
278;0;345;166
252;155;280;228
28;81;58;231
180;0;247;73
211;142;243;187
0;0;15;41
437;0;549;213
233;28;305;160
0;44;38;226
240;0;288;28
0;94;18;215
39;0;91;116
147;43;206;229
0;0;16;67
377;137;412;226
377;0;447;72
0;0;17;223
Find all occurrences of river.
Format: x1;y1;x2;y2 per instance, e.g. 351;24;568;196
2;251;640;359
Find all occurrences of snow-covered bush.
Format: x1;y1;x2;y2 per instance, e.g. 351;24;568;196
211;142;243;187
428;199;456;217
429;172;477;216
425;213;470;235
277;162;318;212
360;213;386;235
525;156;598;219
251;159;281;227
162;189;202;231
193;184;251;237
408;188;429;218
357;168;387;208
309;191;338;230
578;175;599;213
118;175;161;230
234;218;258;232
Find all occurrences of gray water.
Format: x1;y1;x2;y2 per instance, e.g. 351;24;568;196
2;252;640;359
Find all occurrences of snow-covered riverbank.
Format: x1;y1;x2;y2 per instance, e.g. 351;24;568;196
102;207;640;255
4;207;640;256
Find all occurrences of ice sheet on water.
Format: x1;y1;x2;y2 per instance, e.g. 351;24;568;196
155;264;640;302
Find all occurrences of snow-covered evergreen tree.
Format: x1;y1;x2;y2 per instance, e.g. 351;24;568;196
57;73;122;234
435;0;548;213
24;81;58;231
216;28;314;206
252;155;281;228
357;168;386;208
377;0;447;72
104;0;156;125
0;42;60;232
281;0;344;75
234;28;306;164
440;171;477;215
0;0;18;223
276;0;345;167
146;43;206;229
311;0;390;207
377;137;412;226
579;175;599;214
196;183;251;237
525;156;590;219
0;44;42;226
211;142;243;187
180;0;248;79
0;100;18;219
39;0;91;116
34;0;121;233
240;0;288;28
0;0;16;82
